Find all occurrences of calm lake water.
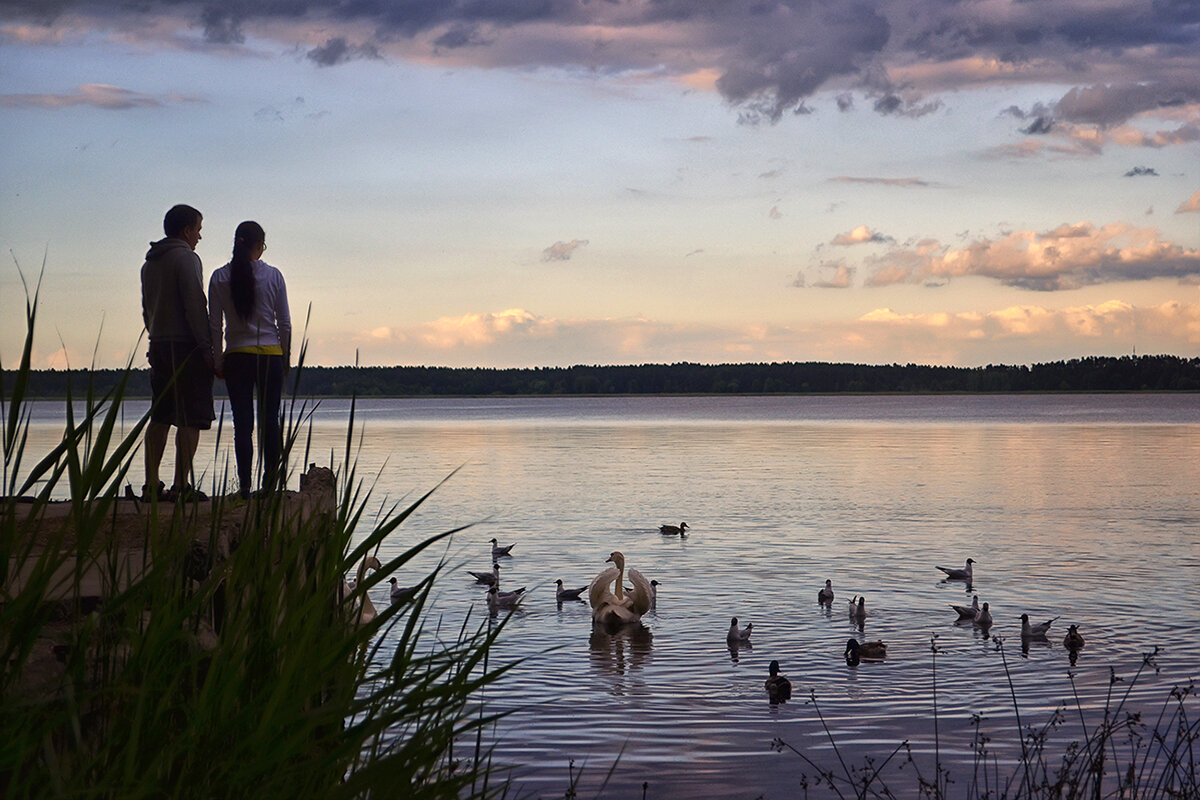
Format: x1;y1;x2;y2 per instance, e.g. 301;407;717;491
19;394;1200;798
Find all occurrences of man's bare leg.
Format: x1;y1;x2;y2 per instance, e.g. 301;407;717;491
174;425;200;490
144;421;170;494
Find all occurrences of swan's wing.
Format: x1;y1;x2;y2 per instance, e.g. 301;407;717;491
625;568;654;616
589;567;620;609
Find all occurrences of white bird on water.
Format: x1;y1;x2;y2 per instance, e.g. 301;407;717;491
468;562;500;586
950;596;980;621
487;585;526;611
848;595;866;620
343;556;382;624
937;558;976;581
588;551;654;627
727;617;753;644
975;602;993;628
555;579;587;602
389;577;415;603
818;579;834;604
490;537;515;558
1020;613;1059;638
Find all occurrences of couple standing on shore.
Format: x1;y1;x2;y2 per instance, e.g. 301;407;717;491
140;203;291;502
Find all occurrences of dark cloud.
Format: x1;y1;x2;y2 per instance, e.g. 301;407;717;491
2;0;1197;127
1124;166;1159;177
307;37;380;67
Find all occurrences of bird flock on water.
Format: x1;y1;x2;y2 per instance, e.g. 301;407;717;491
349;523;1087;705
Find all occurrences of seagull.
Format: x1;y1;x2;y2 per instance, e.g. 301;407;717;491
649;579;660;608
727;616;753;644
487;585;526;611
389;577;416;603
1063;624;1085;650
765;660;792;704
489;537;515;559
975;601;993;628
1020;613;1059;638
937;558;976;581
555;579;587;602
659;522;689;536
818;579;834;604
468;562;500;586
950;596;980;621
848;595;866;620
845;637;887;663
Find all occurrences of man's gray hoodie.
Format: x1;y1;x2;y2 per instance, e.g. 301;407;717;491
141;237;211;355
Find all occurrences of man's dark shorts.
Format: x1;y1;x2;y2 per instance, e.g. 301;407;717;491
148;340;215;430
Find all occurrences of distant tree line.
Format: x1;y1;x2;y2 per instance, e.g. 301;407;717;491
7;355;1199;399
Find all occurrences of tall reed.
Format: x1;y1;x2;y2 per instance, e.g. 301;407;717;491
1;272;513;799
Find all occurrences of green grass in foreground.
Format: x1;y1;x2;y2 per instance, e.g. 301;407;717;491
1;271;514;799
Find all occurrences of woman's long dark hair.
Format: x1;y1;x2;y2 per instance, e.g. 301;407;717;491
230;220;265;321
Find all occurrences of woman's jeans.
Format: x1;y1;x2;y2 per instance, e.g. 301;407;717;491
223;352;284;493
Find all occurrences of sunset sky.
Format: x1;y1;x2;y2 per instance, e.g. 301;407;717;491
2;0;1198;369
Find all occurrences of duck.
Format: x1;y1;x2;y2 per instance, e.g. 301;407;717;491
659;522;689;536
848;595;866;620
844;637;887;663
727;617;753;644
489;537;515;559
1020;613;1059;639
765;660;792;704
588;551;654;627
389;577;416;603
487;585;526;611
818;579;834;604
937;558;976;581
468;562;500;586
1063;624;1085;650
342;555;382;624
950;596;980;621
974;601;993;628
555;579;588;602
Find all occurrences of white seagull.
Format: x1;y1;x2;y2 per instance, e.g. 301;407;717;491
950;596;980;621
555;579;588;602
487;585;526;611
1020;613;1059;638
489;537;515;558
818;579;834;604
727;616;753;644
468;562;501;586
937;558;976;581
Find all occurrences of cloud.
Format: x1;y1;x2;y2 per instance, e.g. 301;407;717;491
863;222;1200;290
829;176;933;188
307;37;381;67
0;84;166;110
811;262;856;289
832;225;893;246
1178;189;1200;214
7;0;1197;126
542;239;589;262
339;298;1200;367
1124;166;1159;177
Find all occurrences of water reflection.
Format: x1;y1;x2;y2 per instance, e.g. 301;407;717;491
589;621;653;677
727;639;752;663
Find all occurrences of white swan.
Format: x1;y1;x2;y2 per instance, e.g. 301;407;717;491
950;596;980;621
727;616;753;643
659;522;689;536
468;562;500;586
489;537;515;558
555;579;587;602
342;555;381;623
487;585;526;611
588;551;654;627
937;558;976;581
765;660;792;704
1020;613;1059;638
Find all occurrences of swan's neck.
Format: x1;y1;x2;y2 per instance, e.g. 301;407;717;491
613;563;625;600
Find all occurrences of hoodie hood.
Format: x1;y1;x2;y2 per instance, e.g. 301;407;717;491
145;236;192;261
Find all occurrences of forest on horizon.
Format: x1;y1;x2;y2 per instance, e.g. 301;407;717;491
6;354;1199;399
